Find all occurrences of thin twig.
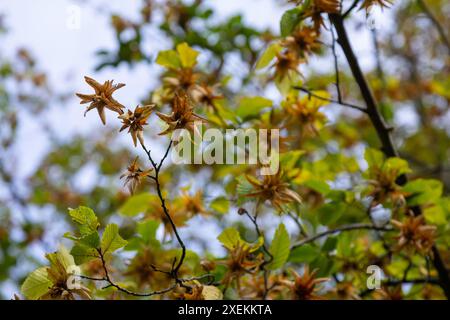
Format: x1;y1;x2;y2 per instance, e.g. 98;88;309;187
293;86;367;113
330;20;343;103
286;211;308;238
359;277;440;297
78;249;214;297
142;140;185;277
291;223;393;250
417;0;450;53
343;0;360;18
96;249;177;297
243;207;273;299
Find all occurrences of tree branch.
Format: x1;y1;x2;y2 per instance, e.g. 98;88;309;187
329;13;450;299
242;207;273;299
293;86;367;113
417;0;450;53
292;223;392;250
142;140;186;278
343;0;360;18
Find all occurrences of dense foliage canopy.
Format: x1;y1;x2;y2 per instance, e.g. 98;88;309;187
1;0;449;300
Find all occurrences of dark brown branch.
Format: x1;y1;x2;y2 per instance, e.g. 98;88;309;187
287;211;308;238
293;86;367;113
78;249;213;297
417;0;450;53
292;223;392;250
343;0;360;18
360;277;440;297
142;140;186;277
329;13;450;299
329;14;398;161
242;207;273;299
330;23;343;104
96;248;177;297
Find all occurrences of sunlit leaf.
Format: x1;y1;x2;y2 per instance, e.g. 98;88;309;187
210;196;229;214
21;267;52;300
68;206;99;236
255;43;281;69
156;49;181;69
101;223;128;255
268;223;290;270
236;96;272;120
176;42;199;68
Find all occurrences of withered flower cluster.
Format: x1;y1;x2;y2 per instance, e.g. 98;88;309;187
245;170;302;211
305;0;341;31
156;91;206;136
281;26;322;60
76;77;209;193
272;51;303;81
391;215;437;255
220;244;263;288
120;157;153;194
190;83;223;112
76;76;125;125
119;105;155;147
360;0;393;14
280;266;328;300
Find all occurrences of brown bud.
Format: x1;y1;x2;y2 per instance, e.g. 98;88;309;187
200;260;216;272
237;208;248;216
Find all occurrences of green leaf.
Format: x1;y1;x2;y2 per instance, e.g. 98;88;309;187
137;220;160;245
364;148;384;169
210;196;229;214
236;96;272;120
101;224;128;255
176;42;199;68
217;227;241;250
289;244;319;263
70;244;98;265
321;236;337;252
236;175;253;196
424;203;447;226
317;202;344;225
280;8;301;37
79;232;100;249
403;179;443;206
384;157;411;176
119;193;158;216
156;49;181;69
268;223;290;270
46;245;75;271
21;267;52;300
68;206;99;236
255;43;281;69
304;180;330;195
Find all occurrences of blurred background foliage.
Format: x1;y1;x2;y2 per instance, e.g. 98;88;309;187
0;0;449;299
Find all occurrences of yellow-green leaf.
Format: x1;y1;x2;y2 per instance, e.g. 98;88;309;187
21;267;52;300
268;223;290;270
119;193;158;216
236;96;272;120
156;49;181;69
217;227;241;250
101;223;128;255
176;42;199;68
280;7;301;37
210;196;229;214
68;206;99;236
256;43;281;70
